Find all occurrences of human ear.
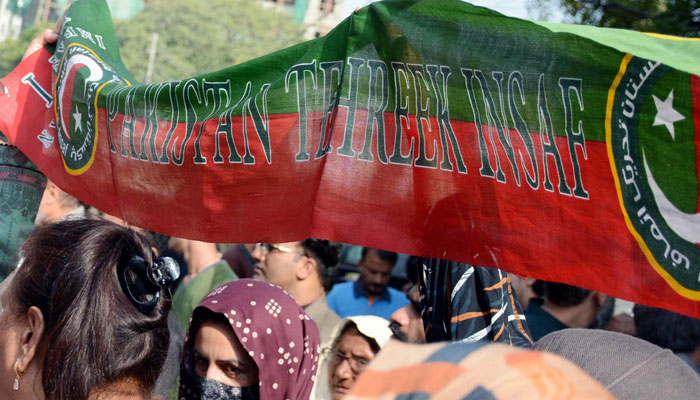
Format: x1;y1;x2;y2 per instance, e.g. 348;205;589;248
296;256;316;280
15;306;44;374
39;182;59;207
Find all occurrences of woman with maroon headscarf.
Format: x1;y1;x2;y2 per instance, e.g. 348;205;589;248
179;279;321;399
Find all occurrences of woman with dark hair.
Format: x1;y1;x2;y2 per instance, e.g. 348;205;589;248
0;219;179;400
179;279;321;399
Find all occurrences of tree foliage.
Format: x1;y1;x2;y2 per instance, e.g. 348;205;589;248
114;0;306;83
528;0;700;37
0;22;53;77
0;0;305;80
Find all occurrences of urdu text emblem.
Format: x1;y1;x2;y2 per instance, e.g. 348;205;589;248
608;55;700;299
54;43;127;175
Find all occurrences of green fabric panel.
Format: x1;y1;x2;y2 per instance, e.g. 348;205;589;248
533;20;700;76
55;0;700;144
172;261;238;331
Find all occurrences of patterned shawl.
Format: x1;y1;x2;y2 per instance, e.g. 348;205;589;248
179;279;321;400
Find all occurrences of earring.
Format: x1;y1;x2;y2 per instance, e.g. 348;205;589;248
12;364;23;391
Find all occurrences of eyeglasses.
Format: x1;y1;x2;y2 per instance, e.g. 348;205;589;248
255;243;296;254
324;348;372;374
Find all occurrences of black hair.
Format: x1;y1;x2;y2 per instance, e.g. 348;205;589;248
634;304;700;353
545;282;592;307
361;247;398;266
532;280;546;297
10;219;171;400
300;238;341;289
405;256;420;285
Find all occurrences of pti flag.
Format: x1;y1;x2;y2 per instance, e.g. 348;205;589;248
1;0;699;317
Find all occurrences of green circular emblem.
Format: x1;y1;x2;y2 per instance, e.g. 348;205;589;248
54;43;127;175
608;55;700;298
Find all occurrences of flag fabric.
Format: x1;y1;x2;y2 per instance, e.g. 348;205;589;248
343;339;613;399
1;0;699;317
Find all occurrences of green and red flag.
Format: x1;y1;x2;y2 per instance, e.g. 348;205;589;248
1;0;699;316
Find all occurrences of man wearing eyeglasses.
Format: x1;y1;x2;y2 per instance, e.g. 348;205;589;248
251;239;341;344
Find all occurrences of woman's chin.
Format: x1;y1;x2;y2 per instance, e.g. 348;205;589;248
331;385;350;399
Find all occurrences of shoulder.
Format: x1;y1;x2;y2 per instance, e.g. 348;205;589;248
386;286;405;296
314;300;341;345
328;281;353;297
211;260;238;281
523;300;544;317
386;286;409;305
187;261;236;292
320;298;341;325
178;262;236;308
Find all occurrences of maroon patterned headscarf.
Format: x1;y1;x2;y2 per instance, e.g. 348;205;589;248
179;279;321;399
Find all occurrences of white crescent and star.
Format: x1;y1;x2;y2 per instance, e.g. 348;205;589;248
72;105;83;133
57;53;103;140
643;152;700;244
652;89;685;139
645;88;699;244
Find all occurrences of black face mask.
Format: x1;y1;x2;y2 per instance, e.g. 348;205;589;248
190;375;260;400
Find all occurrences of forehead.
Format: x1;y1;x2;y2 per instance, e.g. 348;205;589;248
335;326;375;355
194;320;242;358
361;250;394;272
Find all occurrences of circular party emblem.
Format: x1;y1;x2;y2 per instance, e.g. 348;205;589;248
54;43;128;175
607;54;700;298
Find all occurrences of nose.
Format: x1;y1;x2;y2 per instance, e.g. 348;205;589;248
250;243;264;262
206;364;221;381
390;304;410;327
334;357;354;382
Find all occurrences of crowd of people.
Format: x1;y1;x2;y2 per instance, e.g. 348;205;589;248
0;24;699;400
1;187;700;399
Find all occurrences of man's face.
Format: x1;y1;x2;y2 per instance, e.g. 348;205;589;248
389;284;425;343
509;274;535;309
250;242;302;292
358;250;393;297
590;295;615;330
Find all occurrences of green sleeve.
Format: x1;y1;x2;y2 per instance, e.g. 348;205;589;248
172;261;238;331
